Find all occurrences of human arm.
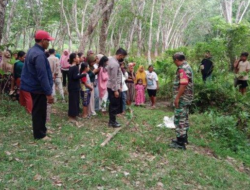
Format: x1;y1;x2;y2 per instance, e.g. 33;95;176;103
73;67;86;80
174;69;188;108
174;85;187;108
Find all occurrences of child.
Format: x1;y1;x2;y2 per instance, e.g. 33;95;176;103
146;65;159;108
80;63;93;118
121;62;128;113
135;79;145;106
234;52;250;95
68;53;86;121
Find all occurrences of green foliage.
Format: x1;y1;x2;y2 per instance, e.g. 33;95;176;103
207;111;248;152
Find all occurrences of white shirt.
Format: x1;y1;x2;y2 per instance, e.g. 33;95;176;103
146;71;158;90
122;72;128;92
94;63;98;80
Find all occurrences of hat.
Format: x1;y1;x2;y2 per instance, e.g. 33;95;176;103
35;30;55;41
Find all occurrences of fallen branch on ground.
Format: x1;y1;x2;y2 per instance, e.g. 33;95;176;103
100;108;134;147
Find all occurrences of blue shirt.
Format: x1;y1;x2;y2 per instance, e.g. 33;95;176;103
21;44;53;95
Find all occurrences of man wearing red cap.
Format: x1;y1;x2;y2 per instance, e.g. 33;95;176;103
21;30;54;140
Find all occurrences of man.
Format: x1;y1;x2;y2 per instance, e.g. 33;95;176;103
200;51;214;82
21;30;54;140
48;49;65;101
234;52;250;95
107;48;127;128
170;52;194;150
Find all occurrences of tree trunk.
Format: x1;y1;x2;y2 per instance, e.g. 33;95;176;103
148;0;156;65
137;0;146;56
99;0;115;54
2;0;18;45
0;0;8;44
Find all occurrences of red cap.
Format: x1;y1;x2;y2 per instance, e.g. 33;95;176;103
35;30;55;41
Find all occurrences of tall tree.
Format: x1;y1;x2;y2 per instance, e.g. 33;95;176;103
0;0;8;44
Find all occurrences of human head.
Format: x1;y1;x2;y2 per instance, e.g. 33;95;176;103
128;62;135;72
96;54;104;64
13;52;18;60
34;30;54;50
63;50;69;56
205;51;211;58
45;51;50;58
120;61;125;69
138;65;144;72
137;78;143;85
240;52;249;62
17;51;26;62
87;55;96;66
68;53;79;65
173;52;186;66
115;48;128;62
87;50;94;56
49;49;56;55
99;56;109;68
78;52;85;63
4;50;12;58
148;65;154;73
80;62;89;73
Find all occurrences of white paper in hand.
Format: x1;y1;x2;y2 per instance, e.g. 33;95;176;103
157;116;175;129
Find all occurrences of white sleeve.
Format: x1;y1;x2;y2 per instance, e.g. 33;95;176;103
155;72;158;81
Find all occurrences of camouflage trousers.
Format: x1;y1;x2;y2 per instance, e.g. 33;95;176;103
174;102;190;138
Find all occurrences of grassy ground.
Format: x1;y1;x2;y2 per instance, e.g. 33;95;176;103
0;99;250;189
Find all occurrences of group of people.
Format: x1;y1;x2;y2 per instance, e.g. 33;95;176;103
0;30;196;151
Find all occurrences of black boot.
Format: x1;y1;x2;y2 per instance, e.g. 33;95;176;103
170;136;186;150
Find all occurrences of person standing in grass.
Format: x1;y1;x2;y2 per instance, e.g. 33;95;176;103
80;63;93;118
107;48;127;128
21;30;54;140
14;51;33;114
60;50;70;87
234;52;250;95
146;65;159;108
68;53;86;121
98;56;109;114
135;79;145;106
170;52;194;150
120;61;128;114
125;63;136;105
86;55;100;116
48;49;65;101
200;51;214;82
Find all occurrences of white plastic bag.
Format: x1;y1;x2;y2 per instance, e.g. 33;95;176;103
157;116;175;129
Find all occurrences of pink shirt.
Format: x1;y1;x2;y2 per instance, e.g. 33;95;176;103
98;67;109;98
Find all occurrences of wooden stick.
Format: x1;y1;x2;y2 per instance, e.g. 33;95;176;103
100;108;134;147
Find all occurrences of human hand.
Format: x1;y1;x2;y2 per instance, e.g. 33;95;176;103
174;98;179;108
114;91;119;98
47;95;54;104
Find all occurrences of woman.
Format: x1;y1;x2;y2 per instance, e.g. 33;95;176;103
60;50;70;87
14;51;33;114
135;65;147;87
146;65;159;108
98;56;109;114
68;53;86;121
0;50;13;94
125;63;136;105
87;55;100;116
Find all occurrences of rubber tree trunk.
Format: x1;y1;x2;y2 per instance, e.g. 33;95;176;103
0;0;8;44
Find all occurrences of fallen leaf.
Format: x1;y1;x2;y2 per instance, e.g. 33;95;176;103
34;174;42;181
81;154;86;159
5;151;11;156
157;182;164;187
124;172;130;177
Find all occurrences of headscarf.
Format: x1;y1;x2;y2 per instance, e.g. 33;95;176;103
97;54;104;63
60;50;70;69
87;50;94;56
87;55;96;70
135;65;147;86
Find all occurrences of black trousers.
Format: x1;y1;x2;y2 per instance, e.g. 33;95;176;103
108;88;122;123
62;70;69;87
31;93;47;139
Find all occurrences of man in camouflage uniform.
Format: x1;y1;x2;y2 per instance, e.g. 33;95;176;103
170;52;194;150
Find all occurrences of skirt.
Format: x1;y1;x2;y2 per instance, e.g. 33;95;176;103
126;82;135;102
68;91;80;117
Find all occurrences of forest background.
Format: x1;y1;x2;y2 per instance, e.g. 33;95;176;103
1;0;250;189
